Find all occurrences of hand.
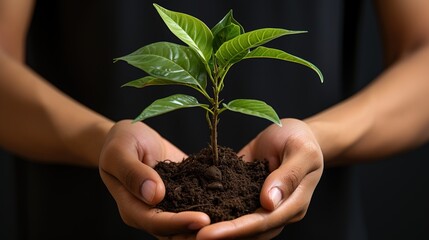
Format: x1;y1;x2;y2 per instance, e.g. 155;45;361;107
197;118;323;239
99;120;210;239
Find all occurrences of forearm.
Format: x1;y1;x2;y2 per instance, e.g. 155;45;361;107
0;0;34;61
305;44;429;166
0;50;114;167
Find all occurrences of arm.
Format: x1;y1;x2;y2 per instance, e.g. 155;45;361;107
0;50;113;166
197;1;429;239
0;0;112;167
0;0;34;61
306;0;429;166
1;1;211;237
99;121;211;238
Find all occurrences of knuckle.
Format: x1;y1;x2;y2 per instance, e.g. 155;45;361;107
286;134;322;158
295;139;322;161
282;168;301;195
124;169;140;194
284;135;323;172
302;141;322;158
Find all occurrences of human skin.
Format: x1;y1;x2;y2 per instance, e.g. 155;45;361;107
195;0;429;239
99;120;211;238
0;0;112;166
101;0;429;238
0;0;210;237
2;0;429;240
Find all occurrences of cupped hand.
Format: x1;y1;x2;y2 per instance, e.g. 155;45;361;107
99;120;210;239
197;118;324;240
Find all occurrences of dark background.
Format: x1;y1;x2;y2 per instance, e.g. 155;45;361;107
1;0;428;239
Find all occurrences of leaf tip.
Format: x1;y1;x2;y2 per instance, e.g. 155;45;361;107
286;30;308;35
317;70;324;83
153;3;167;13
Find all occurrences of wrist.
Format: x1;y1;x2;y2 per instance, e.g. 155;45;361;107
304;119;344;166
304;95;375;166
69;118;114;167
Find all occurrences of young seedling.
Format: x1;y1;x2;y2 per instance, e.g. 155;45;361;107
115;3;323;165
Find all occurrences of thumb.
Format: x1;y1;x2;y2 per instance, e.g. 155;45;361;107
124;160;166;206
260;164;305;211
100;141;166;205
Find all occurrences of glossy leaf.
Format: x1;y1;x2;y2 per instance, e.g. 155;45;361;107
212;10;245;35
134;94;208;122
154;4;213;63
211;10;245;52
115;42;207;89
223;99;282;126
213;24;241;53
215;28;306;66
244;46;324;83
122;76;181;88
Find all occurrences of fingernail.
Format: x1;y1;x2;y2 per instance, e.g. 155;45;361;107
269;187;283;209
141;180;156;204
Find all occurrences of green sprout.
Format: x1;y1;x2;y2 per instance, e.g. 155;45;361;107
114;3;323;165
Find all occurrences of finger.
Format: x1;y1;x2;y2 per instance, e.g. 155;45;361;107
100;170;210;237
196;209;285;240
237;126;285;170
100;138;166;205
107;120;187;166
161;137;188;162
197;168;320;240
275;168;322;224
260;138;323;211
158;233;197;240
242;226;284;240
101;120;188;205
260;165;322;226
198;226;284;240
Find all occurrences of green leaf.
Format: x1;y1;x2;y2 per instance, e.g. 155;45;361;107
215;28;306;66
244;46;324;83
122;76;181;88
223;99;282;126
211;10;245;52
154;4;213;63
121;76;201;94
212;10;245;35
134;94;208;122
212;24;241;53
115;42;207;89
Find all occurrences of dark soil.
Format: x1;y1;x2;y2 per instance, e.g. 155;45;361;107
154;146;270;223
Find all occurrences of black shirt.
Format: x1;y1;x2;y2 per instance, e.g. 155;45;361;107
1;0;428;239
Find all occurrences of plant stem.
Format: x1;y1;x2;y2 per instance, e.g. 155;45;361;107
211;87;219;165
210;60;222;165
